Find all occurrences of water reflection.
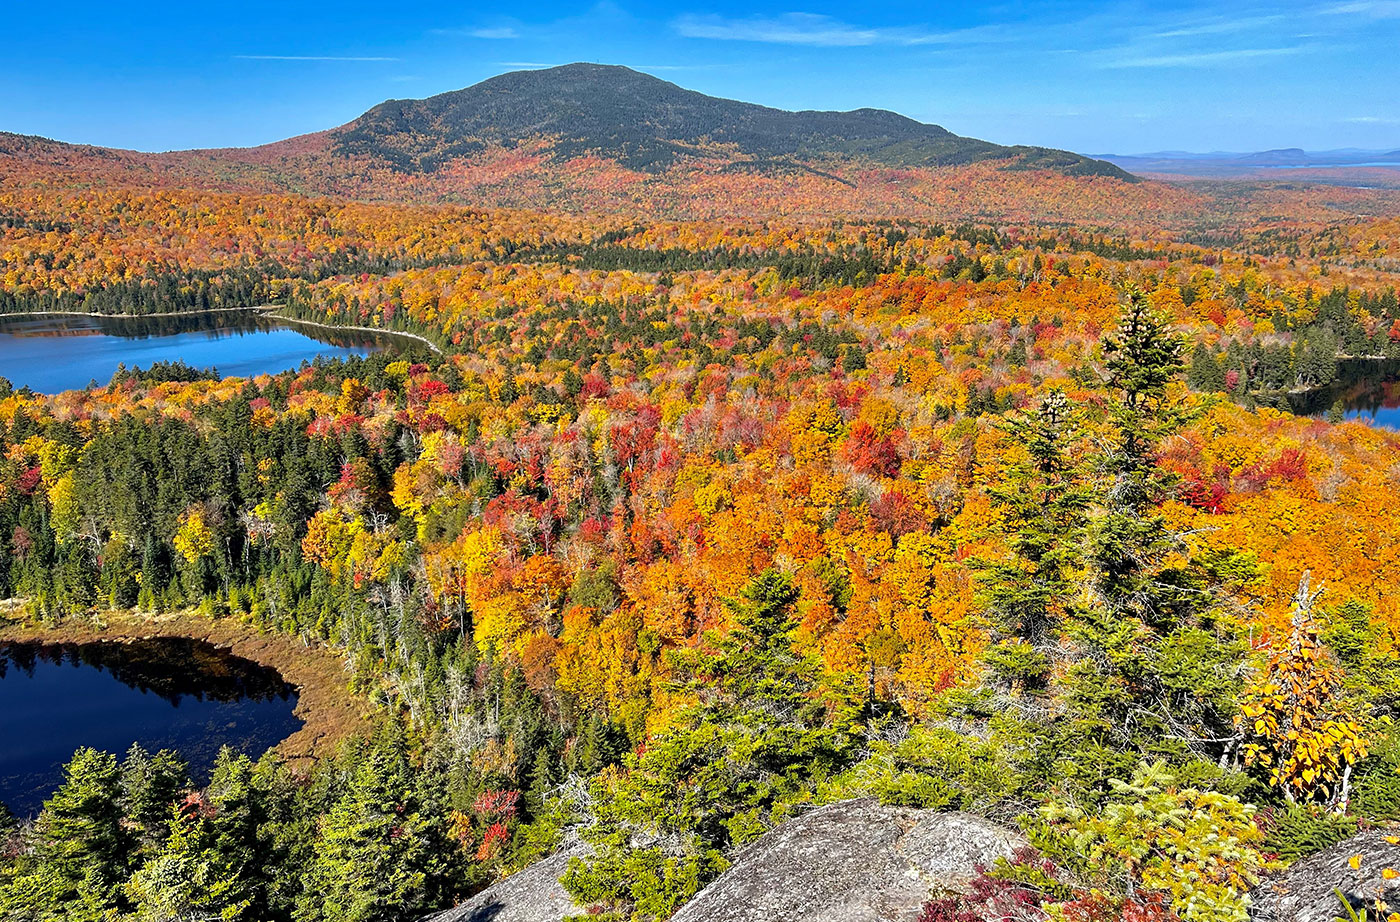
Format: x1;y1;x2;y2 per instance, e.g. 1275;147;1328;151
1288;359;1400;428
0;311;388;350
0;638;302;815
0;311;403;393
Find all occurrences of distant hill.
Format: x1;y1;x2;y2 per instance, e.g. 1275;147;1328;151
1099;147;1400;179
330;64;1130;179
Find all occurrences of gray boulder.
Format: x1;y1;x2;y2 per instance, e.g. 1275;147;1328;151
671;800;1023;922
1253;829;1400;922
426;846;588;922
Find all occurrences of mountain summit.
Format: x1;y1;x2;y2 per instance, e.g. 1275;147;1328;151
330;63;1130;179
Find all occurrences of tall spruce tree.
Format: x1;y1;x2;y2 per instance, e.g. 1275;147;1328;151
1061;287;1244;775
976;389;1092;691
563;569;863;921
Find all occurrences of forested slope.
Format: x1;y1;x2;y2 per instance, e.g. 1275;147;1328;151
1;194;1400;919
2;84;1400;919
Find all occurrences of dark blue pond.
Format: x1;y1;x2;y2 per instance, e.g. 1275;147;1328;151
0;311;402;394
0;637;302;816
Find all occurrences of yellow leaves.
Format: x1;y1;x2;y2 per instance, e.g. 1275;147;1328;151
300;508;365;577
692;480;733;520
337;377;369;415
173;506;216;563
473;592;528;654
1350;854;1363;871
786;400;845;467
1238;577;1368;801
46;472;79;541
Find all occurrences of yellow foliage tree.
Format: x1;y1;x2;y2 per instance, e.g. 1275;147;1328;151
1238;573;1368;807
173;507;216;563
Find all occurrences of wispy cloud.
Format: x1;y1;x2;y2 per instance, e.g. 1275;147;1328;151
674;13;883;46
1321;0;1400;16
1151;13;1286;38
433;25;521;39
233;54;398;62
1100;47;1304;68
1344;115;1400;123
671;12;1007;48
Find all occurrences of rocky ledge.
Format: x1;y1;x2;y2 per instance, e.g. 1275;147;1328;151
1253;828;1400;922
426;800;1022;922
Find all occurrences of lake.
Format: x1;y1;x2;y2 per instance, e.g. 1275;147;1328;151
0;311;405;394
1287;358;1400;429
0;637;302;816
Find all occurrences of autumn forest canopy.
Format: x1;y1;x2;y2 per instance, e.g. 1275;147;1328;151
1;63;1400;922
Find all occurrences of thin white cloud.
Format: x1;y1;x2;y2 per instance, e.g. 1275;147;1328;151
1152;13;1286;38
670;12;1009;48
1344;115;1400;123
234;54;398;61
429;23;521;39
1101;47;1303;67
675;13;882;46
496;61;553;68
1322;0;1400;16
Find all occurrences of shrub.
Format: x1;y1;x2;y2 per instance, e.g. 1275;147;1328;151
1028;762;1271;922
1258;804;1359;863
1352;725;1400;823
819;726;1014;811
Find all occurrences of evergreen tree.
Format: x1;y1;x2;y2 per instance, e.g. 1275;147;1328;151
296;739;446;922
0;748;130;921
564;570;863;920
1062;288;1244;774
976;389;1091;691
119;745;190;857
1187;342;1225;392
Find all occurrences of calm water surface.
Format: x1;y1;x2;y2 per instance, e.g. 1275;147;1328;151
0;637;301;816
0;312;400;393
1290;359;1400;428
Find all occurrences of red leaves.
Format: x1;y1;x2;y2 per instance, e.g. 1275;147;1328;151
15;466;42;495
475;822;510;861
844;420;902;478
1267;447;1309;483
869;490;927;538
473;789;520;820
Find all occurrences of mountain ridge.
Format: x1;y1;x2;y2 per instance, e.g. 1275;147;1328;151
0;63;1131;185
327;63;1131;179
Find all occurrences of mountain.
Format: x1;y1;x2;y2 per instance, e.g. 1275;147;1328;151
329;63;1130;179
1;64;1148;219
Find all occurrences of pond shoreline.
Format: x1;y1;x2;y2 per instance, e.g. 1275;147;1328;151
0;304;444;355
270;311;444;355
0;605;370;768
0;305;279;319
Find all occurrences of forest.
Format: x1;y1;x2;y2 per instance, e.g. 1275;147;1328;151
1;170;1400;922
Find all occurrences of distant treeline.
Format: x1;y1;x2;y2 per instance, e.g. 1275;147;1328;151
0;249;479;318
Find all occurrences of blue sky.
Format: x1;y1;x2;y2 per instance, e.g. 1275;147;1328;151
4;0;1399;155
